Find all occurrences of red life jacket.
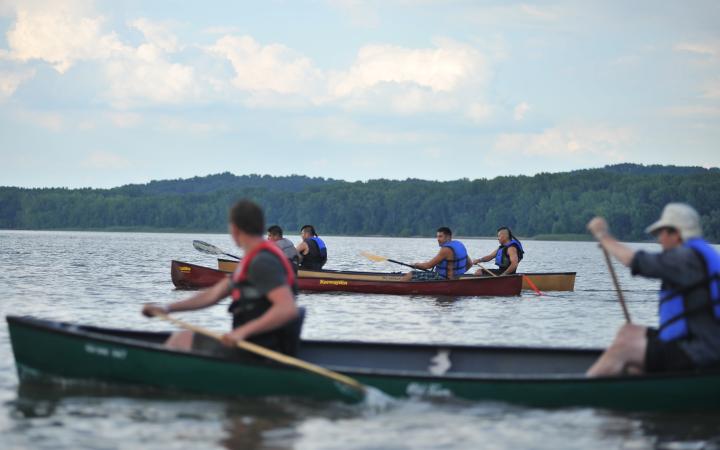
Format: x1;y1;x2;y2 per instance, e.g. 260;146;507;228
230;241;296;303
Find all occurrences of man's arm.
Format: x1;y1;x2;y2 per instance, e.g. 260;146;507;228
296;241;309;255
473;249;497;265
142;277;230;317
413;247;452;270
587;217;636;267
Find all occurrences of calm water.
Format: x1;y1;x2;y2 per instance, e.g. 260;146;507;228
1;230;719;449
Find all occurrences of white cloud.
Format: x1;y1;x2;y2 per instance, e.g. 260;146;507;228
15;109;65;131
513;102;530;121
81;150;131;169
0;68;35;100
107;112;142;128
330;41;488;97
467;102;493;122
208;35;323;96
494;125;633;160
673;41;719;57
6;4;124;73
326;40;491;115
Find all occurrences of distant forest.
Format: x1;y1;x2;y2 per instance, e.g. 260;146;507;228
1;164;719;242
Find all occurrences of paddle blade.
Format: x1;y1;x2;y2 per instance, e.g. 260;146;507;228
193;240;224;256
360;251;388;262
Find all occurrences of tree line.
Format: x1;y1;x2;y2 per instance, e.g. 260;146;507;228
1;164;719;242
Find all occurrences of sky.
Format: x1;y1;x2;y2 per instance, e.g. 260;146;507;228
0;0;719;188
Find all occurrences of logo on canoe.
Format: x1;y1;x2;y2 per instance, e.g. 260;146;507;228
179;266;192;273
319;279;348;286
85;343;127;360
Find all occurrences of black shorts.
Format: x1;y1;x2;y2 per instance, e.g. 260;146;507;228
644;328;694;373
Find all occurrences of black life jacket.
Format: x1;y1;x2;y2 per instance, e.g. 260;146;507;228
227;241;300;354
299;236;327;270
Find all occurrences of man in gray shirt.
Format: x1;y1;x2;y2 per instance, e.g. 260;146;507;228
267;225;300;270
586;203;720;376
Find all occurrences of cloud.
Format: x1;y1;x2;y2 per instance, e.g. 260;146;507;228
513;102;530;121
467;102;493;122
6;3;124;73
208;35;323;96
494;125;633;160
327;40;492;115
673;41;719;57
81;150;131;169
0;68;36;100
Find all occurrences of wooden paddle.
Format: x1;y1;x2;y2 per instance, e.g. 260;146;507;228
476;263;543;296
153;312;367;396
360;252;448;279
601;247;632;323
193;240;241;260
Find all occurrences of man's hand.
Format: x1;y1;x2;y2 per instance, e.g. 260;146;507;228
221;327;248;347
142;303;167;318
587;217;610;240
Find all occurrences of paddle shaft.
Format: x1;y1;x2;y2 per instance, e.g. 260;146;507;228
154;313;366;395
477;263;543;296
601;247;632;323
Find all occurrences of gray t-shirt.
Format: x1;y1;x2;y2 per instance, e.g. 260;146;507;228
274;238;300;263
632;246;720;366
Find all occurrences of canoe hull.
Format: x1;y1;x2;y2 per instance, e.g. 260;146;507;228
8;316;720;411
174;260;523;296
217;259;576;292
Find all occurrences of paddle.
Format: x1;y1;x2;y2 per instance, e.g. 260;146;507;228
193;240;241;260
360;252;448;279
475;263;543;296
153;312;367;397
601;247;632;323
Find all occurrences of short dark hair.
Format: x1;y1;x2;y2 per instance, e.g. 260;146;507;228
267;225;283;237
437;227;452;236
229;200;264;235
300;225;317;236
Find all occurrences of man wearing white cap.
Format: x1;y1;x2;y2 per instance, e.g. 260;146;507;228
586;203;720;376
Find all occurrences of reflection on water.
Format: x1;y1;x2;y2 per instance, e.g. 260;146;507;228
1;230;720;449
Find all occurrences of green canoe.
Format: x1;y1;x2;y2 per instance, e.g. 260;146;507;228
7;315;720;410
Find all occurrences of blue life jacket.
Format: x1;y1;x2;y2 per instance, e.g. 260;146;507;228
299;236;328;270
435;240;469;278
658;238;720;342
495;239;524;271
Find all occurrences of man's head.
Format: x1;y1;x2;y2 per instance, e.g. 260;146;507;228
436;227;452;246
228;200;264;247
267;225;283;242
300;225;317;240
497;227;512;244
646;203;702;250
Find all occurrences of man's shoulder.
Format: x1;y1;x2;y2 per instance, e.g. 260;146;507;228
249;250;286;271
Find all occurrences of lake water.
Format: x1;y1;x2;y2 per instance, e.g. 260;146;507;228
1;230;719;449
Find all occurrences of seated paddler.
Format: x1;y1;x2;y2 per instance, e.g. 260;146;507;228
402;227;472;281
267;224;300;271
586;203;720;377
142;200;301;356
296;224;328;271
473;226;524;275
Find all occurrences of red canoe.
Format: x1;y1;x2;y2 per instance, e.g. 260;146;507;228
171;260;522;296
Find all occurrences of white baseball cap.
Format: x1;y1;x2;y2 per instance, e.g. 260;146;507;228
645;203;702;240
